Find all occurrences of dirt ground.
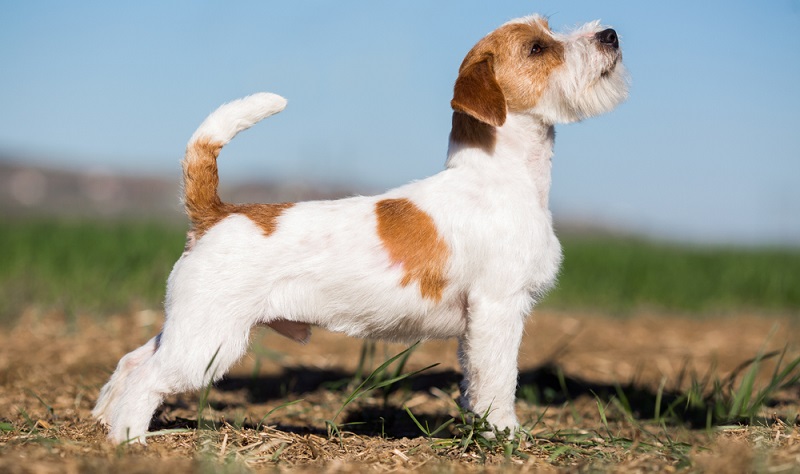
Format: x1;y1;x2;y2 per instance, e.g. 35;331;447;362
1;308;799;472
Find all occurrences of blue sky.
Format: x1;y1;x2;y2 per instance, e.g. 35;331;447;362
2;1;799;245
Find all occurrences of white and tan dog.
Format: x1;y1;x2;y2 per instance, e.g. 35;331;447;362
94;14;628;443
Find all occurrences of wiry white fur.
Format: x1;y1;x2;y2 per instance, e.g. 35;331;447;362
535;21;629;124
188;92;287;145
93;14;628;444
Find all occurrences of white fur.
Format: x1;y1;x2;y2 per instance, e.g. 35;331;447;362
188;92;287;145
535;21;629;124
93;14;628;444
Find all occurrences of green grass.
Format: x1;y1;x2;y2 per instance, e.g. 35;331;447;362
0;218;185;322
1;219;799;323
545;234;800;314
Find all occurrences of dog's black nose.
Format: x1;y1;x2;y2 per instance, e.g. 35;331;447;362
596;28;619;49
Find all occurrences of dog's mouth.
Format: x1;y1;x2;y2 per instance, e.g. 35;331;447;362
600;55;621;78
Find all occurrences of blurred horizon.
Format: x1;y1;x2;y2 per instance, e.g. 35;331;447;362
3;158;799;250
2;1;799;246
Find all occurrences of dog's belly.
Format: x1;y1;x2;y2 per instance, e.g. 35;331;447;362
263;277;468;343
316;294;467;342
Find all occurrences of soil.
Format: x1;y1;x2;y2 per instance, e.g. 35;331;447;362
1;308;799;472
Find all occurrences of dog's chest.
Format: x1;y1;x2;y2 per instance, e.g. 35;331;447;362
510;208;562;296
525;226;562;298
439;187;562;299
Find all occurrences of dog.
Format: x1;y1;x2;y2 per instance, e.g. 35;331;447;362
93;14;628;443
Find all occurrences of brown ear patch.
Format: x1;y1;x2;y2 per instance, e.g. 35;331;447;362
451;57;506;127
375;198;449;302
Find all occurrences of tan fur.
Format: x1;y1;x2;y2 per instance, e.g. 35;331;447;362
229;202;295;236
451;20;565;128
492;23;565;111
182;138;294;241
451;57;507;127
375;198;449;302
183;139;225;235
449;111;497;153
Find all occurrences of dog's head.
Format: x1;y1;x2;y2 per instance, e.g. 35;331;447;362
451;15;629;126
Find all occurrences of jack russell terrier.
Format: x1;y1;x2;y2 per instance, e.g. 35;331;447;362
94;14;628;443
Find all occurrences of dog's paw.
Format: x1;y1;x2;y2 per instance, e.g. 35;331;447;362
485;410;519;439
462;405;519;440
109;426;148;445
93;413;110;427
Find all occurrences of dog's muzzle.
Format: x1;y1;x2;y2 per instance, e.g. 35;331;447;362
595;28;619;49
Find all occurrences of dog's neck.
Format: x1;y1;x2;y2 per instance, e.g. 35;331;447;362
446;112;555;209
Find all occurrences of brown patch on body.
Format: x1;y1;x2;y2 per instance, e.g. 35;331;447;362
182;138;294;241
375;198;449;302
450;18;565;127
229;202;295;236
188;201;294;241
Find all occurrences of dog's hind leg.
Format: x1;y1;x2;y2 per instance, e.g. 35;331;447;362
103;303;255;444
92;335;159;426
104;355;168;444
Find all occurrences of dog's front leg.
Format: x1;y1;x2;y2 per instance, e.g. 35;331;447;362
458;293;529;436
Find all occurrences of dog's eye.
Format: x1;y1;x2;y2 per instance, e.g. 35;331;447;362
529;43;544;56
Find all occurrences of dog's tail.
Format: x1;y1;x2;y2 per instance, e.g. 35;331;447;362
182;92;287;227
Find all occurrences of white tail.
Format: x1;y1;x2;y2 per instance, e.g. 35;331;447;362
188;92;287;146
182;92;288;229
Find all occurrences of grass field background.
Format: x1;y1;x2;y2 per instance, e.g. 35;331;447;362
2;218;799;323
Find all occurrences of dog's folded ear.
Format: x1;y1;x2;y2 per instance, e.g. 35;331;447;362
451;55;506;127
